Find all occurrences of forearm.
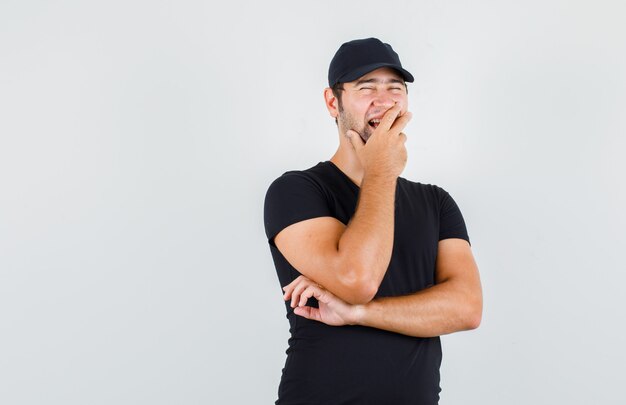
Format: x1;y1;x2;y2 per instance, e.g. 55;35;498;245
336;173;397;298
353;279;483;338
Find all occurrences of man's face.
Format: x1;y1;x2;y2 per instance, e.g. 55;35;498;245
336;67;408;143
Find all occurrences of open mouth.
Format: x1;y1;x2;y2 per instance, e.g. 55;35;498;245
368;119;381;129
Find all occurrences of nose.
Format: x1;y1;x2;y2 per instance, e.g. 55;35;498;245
372;91;399;110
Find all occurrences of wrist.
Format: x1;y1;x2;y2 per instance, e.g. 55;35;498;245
363;169;398;185
350;303;367;326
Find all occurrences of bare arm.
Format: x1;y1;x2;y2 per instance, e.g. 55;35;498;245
275;175;396;304
274;104;411;304
284;238;483;337
354;239;482;336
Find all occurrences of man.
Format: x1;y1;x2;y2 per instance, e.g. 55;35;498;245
264;38;482;404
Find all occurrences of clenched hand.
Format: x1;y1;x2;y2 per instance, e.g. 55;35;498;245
346;102;412;179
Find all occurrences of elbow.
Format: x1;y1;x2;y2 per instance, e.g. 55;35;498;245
339;267;379;305
463;297;483;330
343;279;378;305
465;310;482;330
346;285;377;305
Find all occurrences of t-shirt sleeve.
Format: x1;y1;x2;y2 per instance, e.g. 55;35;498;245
264;172;332;247
438;189;471;244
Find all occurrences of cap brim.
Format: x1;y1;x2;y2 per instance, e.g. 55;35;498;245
336;63;414;85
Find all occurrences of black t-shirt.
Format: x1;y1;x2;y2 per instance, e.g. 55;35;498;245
264;161;470;405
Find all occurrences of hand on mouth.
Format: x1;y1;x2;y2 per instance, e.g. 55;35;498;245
367;103;406;130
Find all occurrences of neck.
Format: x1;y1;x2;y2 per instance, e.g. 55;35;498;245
329;134;365;187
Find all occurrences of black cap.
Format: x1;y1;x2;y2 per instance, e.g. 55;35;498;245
328;38;414;87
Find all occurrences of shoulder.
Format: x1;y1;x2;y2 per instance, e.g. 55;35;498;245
265;161;336;197
263;162;337;243
398;177;452;202
266;162;326;191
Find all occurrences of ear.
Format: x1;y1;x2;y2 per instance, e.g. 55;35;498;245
323;87;339;119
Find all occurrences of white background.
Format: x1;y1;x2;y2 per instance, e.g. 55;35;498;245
1;1;625;404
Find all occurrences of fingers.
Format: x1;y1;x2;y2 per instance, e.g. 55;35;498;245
346;129;364;151
282;275;324;308
389;111;412;135
294;305;322;322
296;284;325;307
282;276;301;300
292;281;312;308
376;102;403;133
298;285;315;307
283;275;309;301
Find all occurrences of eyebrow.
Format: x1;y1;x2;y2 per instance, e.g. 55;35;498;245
354;78;406;87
